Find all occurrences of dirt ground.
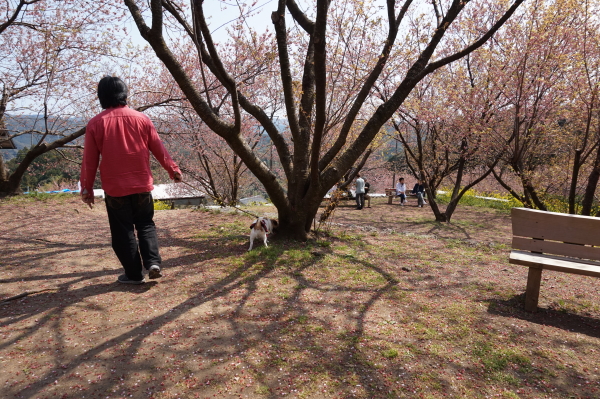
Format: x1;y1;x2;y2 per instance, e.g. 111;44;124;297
1;195;598;399
316;196;513;245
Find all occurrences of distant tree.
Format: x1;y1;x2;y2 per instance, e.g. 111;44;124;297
0;0;130;195
387;73;501;222
567;0;600;215
0;0;186;196
166;108;268;206
483;0;582;211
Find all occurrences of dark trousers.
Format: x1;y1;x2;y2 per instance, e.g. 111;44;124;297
105;192;161;280
356;193;365;209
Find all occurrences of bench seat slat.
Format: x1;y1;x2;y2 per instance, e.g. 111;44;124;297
512;207;600;246
509;250;600;278
512;237;600;261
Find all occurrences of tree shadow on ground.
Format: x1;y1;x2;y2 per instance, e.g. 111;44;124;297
1;233;425;399
486;294;600;339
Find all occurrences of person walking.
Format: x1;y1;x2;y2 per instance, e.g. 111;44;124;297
80;76;182;284
355;173;366;210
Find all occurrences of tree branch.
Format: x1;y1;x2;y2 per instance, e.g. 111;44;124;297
286;0;314;33
318;0;413;171
423;0;526;75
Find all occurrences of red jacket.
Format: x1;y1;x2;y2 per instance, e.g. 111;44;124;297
80;106;180;197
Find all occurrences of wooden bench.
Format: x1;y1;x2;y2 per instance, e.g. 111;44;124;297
510;207;600;312
384;188;421;205
385;188;396;204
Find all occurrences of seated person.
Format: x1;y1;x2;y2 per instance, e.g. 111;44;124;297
396;177;406;205
412;179;427;207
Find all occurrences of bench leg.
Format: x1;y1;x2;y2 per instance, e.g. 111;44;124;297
387;196;393;205
524;267;543;312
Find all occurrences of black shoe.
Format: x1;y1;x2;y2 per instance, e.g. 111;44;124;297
148;265;163;279
117;274;145;285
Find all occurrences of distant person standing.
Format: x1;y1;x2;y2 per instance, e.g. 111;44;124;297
396;177;407;205
80;76;182;284
355;173;366;210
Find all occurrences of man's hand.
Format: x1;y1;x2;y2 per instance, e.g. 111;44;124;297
173;171;183;183
81;189;94;209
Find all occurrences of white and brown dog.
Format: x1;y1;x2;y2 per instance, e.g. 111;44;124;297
248;217;278;251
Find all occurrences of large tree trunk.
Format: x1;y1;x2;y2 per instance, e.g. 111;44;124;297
0;178;21;196
428;159;498;223
492;167;531;207
276;195;322;241
510;162;547;211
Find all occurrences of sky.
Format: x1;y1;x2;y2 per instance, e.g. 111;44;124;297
204;0;278;39
125;0;279;47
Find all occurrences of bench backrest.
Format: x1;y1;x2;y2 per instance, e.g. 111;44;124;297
512;207;600;261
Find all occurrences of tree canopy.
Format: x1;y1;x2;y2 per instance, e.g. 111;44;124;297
122;0;526;239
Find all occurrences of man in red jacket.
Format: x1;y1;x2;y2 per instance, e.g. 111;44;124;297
80;76;182;284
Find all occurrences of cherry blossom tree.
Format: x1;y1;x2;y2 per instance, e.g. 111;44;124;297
487;7;567;210
385;59;503;222
123;0;524;239
566;0;600;215
0;0;131;195
0;0;43;35
163;106;270;206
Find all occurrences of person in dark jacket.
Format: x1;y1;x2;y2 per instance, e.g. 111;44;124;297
412;179;427;207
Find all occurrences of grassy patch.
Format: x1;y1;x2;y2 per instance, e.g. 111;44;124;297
436;189;521;211
3;191;74;203
473;341;531;374
381;348;399;359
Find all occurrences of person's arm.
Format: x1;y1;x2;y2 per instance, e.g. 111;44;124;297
80;125;100;207
146;119;182;182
